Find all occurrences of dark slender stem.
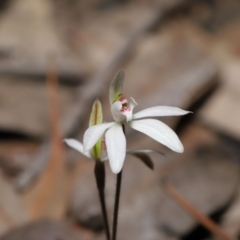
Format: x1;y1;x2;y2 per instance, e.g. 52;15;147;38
112;170;122;240
94;161;111;240
112;124;125;240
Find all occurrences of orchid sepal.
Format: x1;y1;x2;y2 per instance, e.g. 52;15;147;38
109;69;125;105
83;122;115;153
64;99;109;162
129;119;184;153
127;149;165;170
63;139;92;158
89;99;103;159
133;106;191;120
105;123;126;174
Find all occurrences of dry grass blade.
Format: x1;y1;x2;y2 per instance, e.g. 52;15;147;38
0;205;15;228
161;180;236;240
29;66;65;218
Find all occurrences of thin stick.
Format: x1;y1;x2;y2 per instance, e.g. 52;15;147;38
112;170;122;240
94;161;111;240
161;180;236;240
30;66;65;218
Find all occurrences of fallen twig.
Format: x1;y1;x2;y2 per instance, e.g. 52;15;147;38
29;66;65;217
161;180;237;240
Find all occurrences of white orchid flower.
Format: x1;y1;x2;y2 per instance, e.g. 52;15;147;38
64;98;156;170
83;70;191;174
64;99;107;161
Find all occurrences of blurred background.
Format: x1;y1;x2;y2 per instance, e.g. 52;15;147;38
0;0;240;239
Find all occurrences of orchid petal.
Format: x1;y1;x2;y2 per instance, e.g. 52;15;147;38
127;150;154;170
64;139;91;158
129;97;138;111
111;101;123;121
130;119;184;153
133;106;191;119
127;149;165;170
100;137;108;161
106;123;126;174
109;69;125;104
127;149;165;156
111;101;133;122
83;122;115;152
124;110;133;122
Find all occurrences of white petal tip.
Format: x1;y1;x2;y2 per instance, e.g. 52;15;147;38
63;138;85;153
178;148;184;153
175;144;184;153
111;167;121;174
183;110;193;115
182;110;193;115
109;159;124;174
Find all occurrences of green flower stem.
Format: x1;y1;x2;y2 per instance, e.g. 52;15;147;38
94;161;111;240
112;170;122;240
